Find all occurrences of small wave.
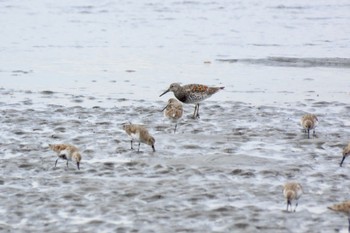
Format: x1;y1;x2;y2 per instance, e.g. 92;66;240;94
271;5;312;10
217;57;350;68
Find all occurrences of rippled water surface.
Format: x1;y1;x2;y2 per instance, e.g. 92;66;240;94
0;0;350;232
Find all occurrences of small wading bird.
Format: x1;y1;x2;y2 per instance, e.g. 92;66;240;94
328;201;350;233
283;181;303;212
340;142;350;167
49;144;82;170
123;123;155;152
162;98;183;133
160;83;224;119
300;114;318;139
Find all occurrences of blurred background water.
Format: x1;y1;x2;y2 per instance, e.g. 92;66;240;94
0;0;349;106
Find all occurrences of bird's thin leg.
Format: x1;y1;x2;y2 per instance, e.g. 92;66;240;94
66;160;69;168
196;104;200;118
192;105;197;119
192;104;200;119
174;123;177;133
347;217;350;233
313;129;316;136
294;201;298;212
55;158;59;168
130;139;134;150
137;142;141;152
286;200;290;212
307;129;310;139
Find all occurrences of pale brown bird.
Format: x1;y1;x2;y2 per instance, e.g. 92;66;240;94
300;114;318;139
49;144;82;170
162;98;183;133
123;123;155;152
283;182;303;212
328;200;350;233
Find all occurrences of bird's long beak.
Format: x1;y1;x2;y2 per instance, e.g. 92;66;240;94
159;89;169;97
77;162;80;170
161;104;169;112
340;156;346;167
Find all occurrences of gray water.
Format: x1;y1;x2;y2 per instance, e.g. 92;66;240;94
0;0;349;105
0;1;350;232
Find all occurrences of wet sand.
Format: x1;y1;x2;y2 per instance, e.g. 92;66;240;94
0;89;349;232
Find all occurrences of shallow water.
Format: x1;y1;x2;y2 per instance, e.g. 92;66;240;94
0;0;350;105
1;0;350;232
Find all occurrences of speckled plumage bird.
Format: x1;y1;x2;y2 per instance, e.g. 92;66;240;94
160;83;224;119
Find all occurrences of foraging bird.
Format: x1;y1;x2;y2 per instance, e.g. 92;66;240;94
300;114;318;139
328;200;350;233
340;142;350;167
123;123;155;152
160;83;224;119
162;98;183;133
49;144;82;170
283;182;303;212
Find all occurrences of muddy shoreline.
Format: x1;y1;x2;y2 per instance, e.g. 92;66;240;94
0;88;349;232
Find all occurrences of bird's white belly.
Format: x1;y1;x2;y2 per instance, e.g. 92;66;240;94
130;132;141;141
59;149;72;160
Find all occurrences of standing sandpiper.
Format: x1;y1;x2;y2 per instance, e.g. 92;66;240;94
283;181;303;212
162;98;183;133
123;123;156;152
300;114;318;139
49;144;82;170
160;83;224;119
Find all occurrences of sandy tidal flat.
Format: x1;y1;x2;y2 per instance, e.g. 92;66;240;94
0;89;350;232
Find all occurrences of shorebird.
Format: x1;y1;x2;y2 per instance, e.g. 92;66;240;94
340;142;350;167
159;83;224;119
123;123;155;152
328;200;350;233
49;144;82;170
283;181;303;212
300;114;318;139
162;98;183;133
